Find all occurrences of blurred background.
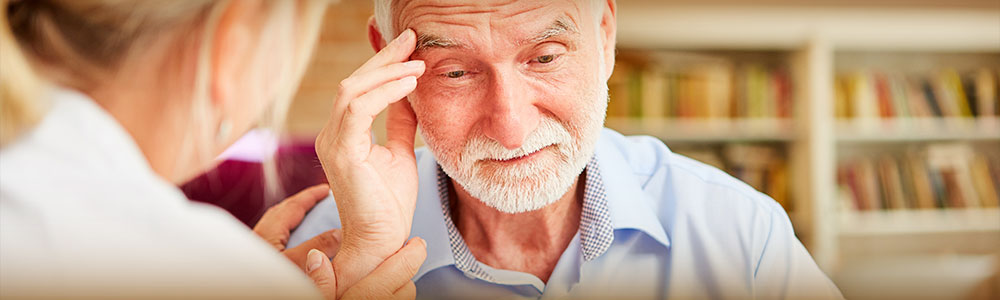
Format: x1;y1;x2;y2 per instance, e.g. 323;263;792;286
182;0;1000;299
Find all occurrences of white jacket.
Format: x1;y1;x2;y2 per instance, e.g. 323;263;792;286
0;89;320;299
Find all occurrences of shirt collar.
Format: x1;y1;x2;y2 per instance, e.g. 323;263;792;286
593;130;672;248
410;129;672;280
409;151;456;281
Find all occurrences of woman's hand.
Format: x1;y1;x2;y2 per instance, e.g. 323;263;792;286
306;238;427;300
313;28;425;298
253;184;425;299
253;184;341;270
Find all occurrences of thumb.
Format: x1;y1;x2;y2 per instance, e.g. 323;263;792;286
384;99;418;157
306;249;337;300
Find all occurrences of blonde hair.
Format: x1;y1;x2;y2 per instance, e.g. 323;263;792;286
2;0;328;195
0;0;45;146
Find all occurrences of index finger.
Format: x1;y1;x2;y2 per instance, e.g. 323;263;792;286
353;29;418;76
264;183;330;230
281;184;331;212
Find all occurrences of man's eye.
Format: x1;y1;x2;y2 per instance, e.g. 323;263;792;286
445;70;466;78
536;55;556;64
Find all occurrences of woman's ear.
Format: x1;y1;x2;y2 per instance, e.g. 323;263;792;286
599;0;617;81
210;0;257;110
367;16;387;53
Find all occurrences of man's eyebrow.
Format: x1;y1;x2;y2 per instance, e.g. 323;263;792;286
522;18;579;45
414;33;464;53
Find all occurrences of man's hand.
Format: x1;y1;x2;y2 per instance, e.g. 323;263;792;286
314;28;424;298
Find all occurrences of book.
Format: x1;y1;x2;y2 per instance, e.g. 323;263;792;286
838;69;999;121
850;72;880;121
875;73;895;118
836;145;1000;211
608;51;792;120
640;68;667;120
974;68;997;118
922;79;944;117
971;154;999;208
941;69;972;117
877;156;907;210
907;153;937;210
926;143;981;208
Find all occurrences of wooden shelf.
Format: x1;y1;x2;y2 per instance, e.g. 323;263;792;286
605;118;795;142
835;118;1000;142
838;208;1000;237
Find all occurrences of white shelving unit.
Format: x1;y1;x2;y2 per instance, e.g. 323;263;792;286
605;118;795;142
838;208;1000;237
836;118;1000;143
612;0;1000;276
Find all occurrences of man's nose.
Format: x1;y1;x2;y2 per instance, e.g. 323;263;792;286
481;69;540;150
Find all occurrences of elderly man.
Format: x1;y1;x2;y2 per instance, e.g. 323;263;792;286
291;0;843;299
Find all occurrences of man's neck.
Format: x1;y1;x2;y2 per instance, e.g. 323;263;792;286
449;173;585;283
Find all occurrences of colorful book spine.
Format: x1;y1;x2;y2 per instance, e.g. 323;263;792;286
835;68;999;120
837;145;1000;211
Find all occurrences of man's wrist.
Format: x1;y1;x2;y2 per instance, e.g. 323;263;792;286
331;243;398;297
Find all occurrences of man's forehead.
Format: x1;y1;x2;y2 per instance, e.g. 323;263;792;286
413;17;578;54
394;0;586;37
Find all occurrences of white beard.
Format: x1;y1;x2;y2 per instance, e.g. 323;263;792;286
424;82;608;214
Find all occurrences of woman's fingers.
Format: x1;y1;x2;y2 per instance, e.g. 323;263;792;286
305;249;337;300
283;229;342;271
253;184;331;251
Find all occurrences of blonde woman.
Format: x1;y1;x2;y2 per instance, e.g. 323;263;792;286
0;0;428;299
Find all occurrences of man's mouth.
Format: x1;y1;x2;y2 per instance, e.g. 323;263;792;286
486;144;556;164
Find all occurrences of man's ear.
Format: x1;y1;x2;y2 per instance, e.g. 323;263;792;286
599;0;617;81
210;0;256;111
367;16;387;53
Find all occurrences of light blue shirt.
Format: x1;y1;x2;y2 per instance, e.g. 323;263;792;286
289;128;843;299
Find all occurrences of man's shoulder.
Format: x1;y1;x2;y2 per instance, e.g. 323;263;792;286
597;128;786;220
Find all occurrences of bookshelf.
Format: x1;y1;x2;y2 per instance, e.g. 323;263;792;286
836;118;1000;142
611;0;1000;285
605;118;795;142
838;208;1000;237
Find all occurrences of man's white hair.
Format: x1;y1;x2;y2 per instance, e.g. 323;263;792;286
373;0;607;43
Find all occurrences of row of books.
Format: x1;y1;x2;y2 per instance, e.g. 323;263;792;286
837;144;1000;211
609;53;793;120
674;144;790;210
835;68;999;120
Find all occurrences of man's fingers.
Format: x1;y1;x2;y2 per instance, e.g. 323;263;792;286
393;281;417;300
337;76;417;145
306;249;337;300
385;100;418;158
353;29;418;76
338;60;424;103
344;237;427;299
323;29;420;146
284;229;342;271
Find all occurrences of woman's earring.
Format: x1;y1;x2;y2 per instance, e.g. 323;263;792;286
216;118;232;143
